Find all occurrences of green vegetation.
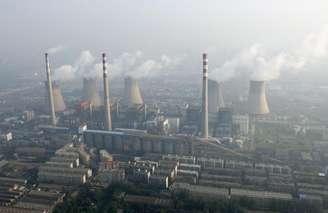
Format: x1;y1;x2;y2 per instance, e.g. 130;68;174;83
53;183;244;213
54;183;322;213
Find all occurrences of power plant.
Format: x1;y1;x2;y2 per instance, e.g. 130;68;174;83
124;76;144;107
82;77;103;108
102;53;112;131
201;53;209;139
45;53;56;126
208;79;225;113
248;80;270;115
52;82;66;113
2;5;326;212
3;50;318;213
248;80;270;151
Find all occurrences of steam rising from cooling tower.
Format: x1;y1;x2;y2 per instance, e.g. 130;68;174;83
210;26;328;83
201;53;209;138
248;80;269;115
83;78;103;107
52;82;66;112
124;76;144;107
208;79;225;113
45;53;56;126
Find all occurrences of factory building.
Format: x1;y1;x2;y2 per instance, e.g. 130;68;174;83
83;129;193;156
22;110;35;122
38;144;92;185
170;182;293;208
214;107;233;138
232;114;249;137
0;131;13;143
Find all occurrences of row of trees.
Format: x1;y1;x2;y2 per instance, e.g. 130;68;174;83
53;183;322;213
53;183;244;213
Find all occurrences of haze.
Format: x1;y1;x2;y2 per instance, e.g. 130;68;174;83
0;0;328;83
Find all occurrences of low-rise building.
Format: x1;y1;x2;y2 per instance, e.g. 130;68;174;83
170;182;229;200
149;175;169;188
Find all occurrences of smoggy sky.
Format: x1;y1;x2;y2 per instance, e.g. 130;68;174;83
0;0;328;82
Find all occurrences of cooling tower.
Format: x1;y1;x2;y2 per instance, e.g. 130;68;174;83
102;53;112;131
124;76;143;107
201;53;209;138
52;82;66;113
248;80;269;115
208;79;225;113
45;53;56;126
83;78;103;107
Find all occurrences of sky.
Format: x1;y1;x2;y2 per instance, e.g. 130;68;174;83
0;0;328;83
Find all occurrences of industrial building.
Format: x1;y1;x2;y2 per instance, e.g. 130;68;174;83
37;144;92;185
83;129;193;155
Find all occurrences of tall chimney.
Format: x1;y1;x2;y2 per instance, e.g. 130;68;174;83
248;80;269;115
45;53;56;126
102;53;112;131
201;53;209;138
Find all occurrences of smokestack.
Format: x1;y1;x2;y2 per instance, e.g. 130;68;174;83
201;53;209;138
52;82;66;112
248;80;270;115
45;53;56;126
124;76;143;107
83;78;103;107
102;53;112;131
208;79;225;113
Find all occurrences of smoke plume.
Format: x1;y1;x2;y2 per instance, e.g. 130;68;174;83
54;50;184;81
47;45;66;54
210;25;328;82
53;50;95;81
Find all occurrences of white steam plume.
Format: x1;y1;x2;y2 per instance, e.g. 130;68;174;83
53;65;75;81
210;25;328;82
47;45;66;54
126;54;185;78
55;50;185;81
54;50;95;81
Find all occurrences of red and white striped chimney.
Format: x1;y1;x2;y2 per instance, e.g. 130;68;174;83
201;53;209;138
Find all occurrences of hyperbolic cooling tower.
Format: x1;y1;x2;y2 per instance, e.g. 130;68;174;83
248;80;269;115
83;78;103;107
208;79;225;113
124;76;143;107
52;82;66;113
